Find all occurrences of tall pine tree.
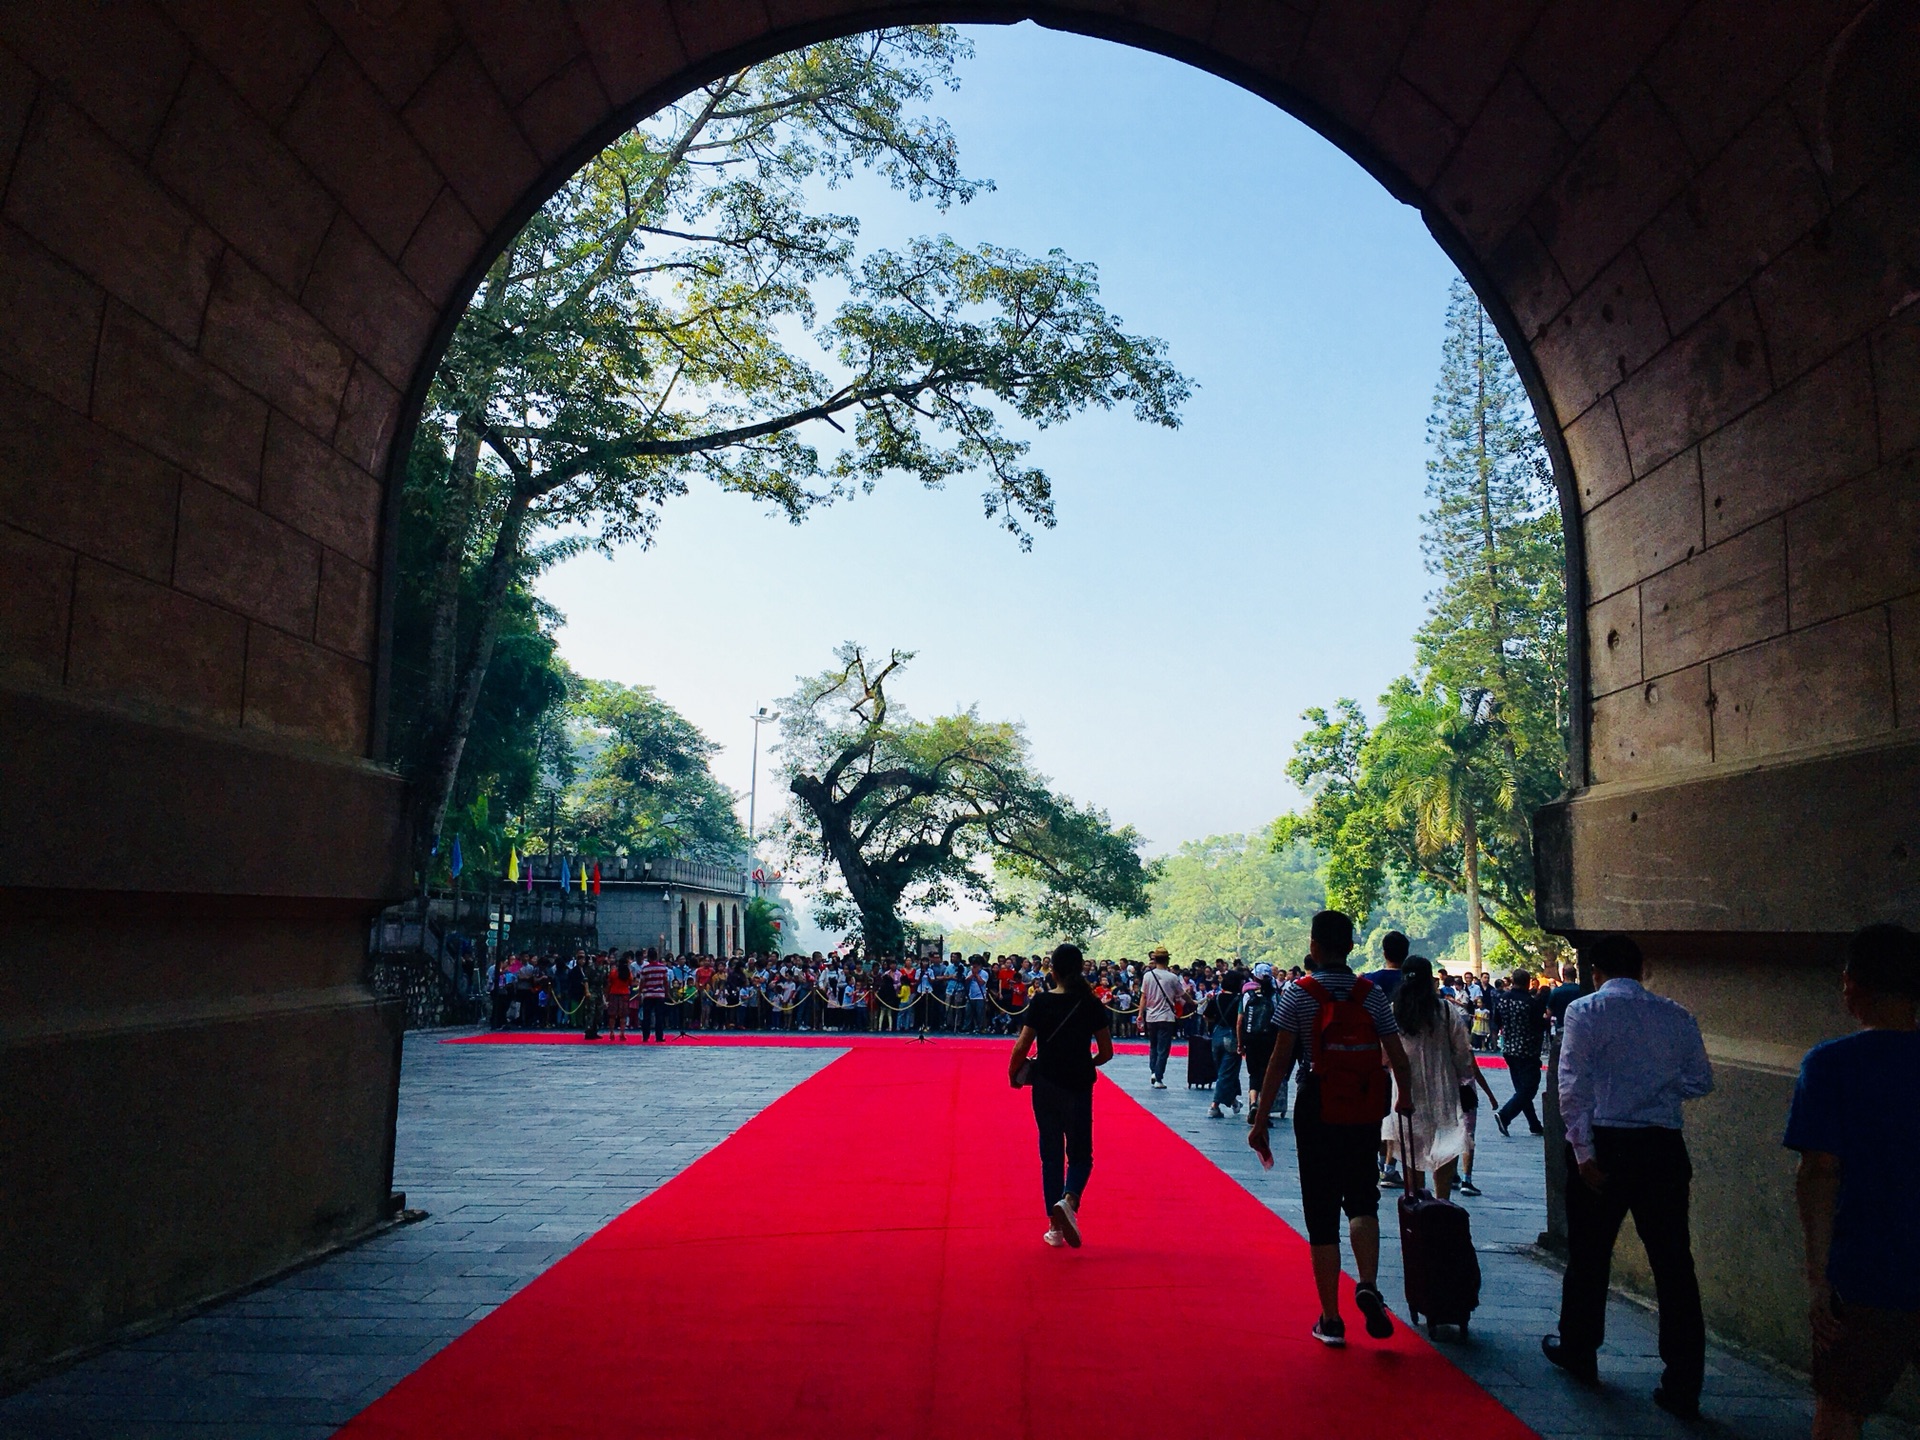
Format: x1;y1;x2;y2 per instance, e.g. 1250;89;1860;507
1416;279;1566;760
1282;280;1568;970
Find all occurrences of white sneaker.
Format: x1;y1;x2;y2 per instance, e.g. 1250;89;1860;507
1050;1194;1082;1248
1207;1103;1223;1118
1043;1228;1066;1247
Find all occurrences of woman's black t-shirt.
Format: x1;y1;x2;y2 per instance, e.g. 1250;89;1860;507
1029;989;1108;1090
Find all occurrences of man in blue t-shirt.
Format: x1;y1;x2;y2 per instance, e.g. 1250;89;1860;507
1784;923;1920;1437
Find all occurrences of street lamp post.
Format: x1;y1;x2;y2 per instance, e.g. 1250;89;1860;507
746;706;775;849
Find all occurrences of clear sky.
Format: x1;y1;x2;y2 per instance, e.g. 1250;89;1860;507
538;21;1464;889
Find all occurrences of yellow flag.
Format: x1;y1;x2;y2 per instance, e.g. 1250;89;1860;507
507;847;519;882
578;860;587;893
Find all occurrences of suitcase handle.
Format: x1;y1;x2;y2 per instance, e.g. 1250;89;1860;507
1398;1111;1417;1198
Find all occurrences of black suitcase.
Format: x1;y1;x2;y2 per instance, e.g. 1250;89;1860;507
1185;1032;1217;1088
1394;1115;1481;1336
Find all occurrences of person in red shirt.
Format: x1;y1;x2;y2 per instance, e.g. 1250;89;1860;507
605;952;633;1042
694;959;716;1030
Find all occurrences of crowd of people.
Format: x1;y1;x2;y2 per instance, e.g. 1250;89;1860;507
475;916;1920;1436
481;943;1558;1050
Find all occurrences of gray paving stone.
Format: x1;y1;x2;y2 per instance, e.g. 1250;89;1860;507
5;1034;1911;1439
0;1034;837;1439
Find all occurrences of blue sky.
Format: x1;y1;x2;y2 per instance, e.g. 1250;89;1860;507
539;21;1463;877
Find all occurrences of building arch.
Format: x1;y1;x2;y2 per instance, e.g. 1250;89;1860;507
3;0;1916;1385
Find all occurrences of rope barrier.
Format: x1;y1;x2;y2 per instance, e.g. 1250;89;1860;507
488;967;1166;1037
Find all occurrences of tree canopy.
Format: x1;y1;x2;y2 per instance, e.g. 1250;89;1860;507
774;644;1153;954
1277;280;1568;968
554;680;748;863
1096;836;1324;968
398;27;1189;873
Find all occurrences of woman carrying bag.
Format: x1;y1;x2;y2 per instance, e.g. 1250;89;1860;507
1384;957;1479;1198
1009;943;1115;1249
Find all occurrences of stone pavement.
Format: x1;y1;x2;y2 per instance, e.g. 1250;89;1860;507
0;1036;837;1439
1110;1056;1912;1440
1;1032;1907;1439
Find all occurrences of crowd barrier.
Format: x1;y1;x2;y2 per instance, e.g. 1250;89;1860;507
489;980;1163;1038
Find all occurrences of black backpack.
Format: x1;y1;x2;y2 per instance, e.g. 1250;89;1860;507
1242;988;1275;1036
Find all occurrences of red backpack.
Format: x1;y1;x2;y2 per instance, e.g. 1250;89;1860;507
1298;975;1390;1125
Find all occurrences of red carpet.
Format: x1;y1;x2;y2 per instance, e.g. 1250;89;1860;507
342;1047;1535;1440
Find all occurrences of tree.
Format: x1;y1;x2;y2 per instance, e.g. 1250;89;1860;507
402;27;1189;873
1416;278;1568;828
556;680;747;862
1099;835;1325;968
389;436;575;888
1279;682;1541;961
1276;280;1568;962
743;896;783;954
774;644;1153;955
1367;681;1514;971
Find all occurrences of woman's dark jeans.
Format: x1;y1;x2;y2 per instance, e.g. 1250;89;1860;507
1211;1026;1241;1106
1031;1074;1094;1217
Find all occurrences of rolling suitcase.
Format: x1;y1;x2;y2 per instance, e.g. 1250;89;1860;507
1185;1029;1217;1088
1395;1118;1481;1336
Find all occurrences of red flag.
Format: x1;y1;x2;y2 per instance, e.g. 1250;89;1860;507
592;861;602;895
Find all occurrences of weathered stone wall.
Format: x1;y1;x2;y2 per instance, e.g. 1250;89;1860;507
2;0;1916;1386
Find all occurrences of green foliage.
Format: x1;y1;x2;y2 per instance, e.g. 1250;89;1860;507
552;680;748;862
775;644;1154;954
1099;836;1325;968
398;27;1190;861
743;896;783;954
1355;873;1471;968
1276;280;1568;960
390;436;575;888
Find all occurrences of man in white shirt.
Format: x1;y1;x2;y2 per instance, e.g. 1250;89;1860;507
1139;948;1191;1088
1544;934;1715;1420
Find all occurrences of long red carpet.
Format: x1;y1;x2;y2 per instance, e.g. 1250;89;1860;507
343;1046;1535;1439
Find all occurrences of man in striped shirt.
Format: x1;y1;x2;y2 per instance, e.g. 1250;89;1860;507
637;947;672;1043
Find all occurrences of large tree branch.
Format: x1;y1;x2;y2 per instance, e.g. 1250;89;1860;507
494;366;1014;496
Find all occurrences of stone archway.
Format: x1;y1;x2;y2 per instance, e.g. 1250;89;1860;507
2;0;1916;1386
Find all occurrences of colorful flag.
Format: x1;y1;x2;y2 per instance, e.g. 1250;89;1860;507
449;834;463;879
507;847;519;883
591;861;602;895
578;860;588;894
560;855;571;891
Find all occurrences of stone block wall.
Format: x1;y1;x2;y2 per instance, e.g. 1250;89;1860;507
2;0;1917;1387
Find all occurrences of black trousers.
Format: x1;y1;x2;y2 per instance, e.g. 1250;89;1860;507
640;997;668;1041
1030;1075;1094;1218
1243;1031;1277;1095
1560;1127;1705;1394
1498;1057;1543;1129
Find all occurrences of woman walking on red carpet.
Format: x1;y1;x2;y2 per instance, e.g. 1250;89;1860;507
1009;943;1114;1248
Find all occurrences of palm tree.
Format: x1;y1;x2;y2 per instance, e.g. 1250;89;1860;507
1367;683;1513;972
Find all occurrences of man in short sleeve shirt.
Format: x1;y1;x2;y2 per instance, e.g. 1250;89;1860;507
1249;910;1413;1348
1784;924;1920;1437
